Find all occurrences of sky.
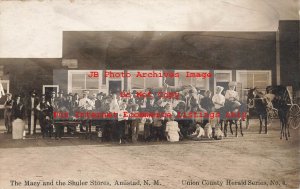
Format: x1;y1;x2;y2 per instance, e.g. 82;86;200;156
0;0;298;58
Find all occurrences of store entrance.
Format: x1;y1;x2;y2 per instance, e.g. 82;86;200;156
108;81;122;95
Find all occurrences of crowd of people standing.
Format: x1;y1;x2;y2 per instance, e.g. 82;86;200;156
3;82;242;143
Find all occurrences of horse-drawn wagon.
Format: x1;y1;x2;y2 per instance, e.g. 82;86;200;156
247;85;300;139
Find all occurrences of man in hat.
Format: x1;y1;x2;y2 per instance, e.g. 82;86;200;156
95;93;106;112
12;94;25;120
225;82;241;110
4;93;13;133
200;90;214;113
65;93;75;115
26;90;39;135
55;90;67;110
79;91;94;111
90;93;97;110
78;91;94;133
36;94;50;137
185;89;198;112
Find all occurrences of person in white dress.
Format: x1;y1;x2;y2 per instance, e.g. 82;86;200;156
212;86;225;111
165;116;182;142
225;82;241;110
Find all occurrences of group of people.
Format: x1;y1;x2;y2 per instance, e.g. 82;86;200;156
3;81;242;142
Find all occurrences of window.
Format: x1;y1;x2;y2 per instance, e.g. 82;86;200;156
128;70;163;91
175;70;209;90
68;70;102;95
237;70;271;90
237;70;272;103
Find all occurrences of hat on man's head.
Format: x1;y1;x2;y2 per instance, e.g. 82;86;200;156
216;86;224;93
7;93;12;97
30;90;37;96
228;82;237;87
83;90;89;95
58;90;64;94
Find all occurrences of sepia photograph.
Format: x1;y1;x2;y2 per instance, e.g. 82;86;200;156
0;0;299;189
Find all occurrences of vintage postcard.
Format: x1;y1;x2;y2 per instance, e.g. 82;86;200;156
0;0;299;189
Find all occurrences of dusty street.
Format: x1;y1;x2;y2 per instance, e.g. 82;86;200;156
0;120;299;189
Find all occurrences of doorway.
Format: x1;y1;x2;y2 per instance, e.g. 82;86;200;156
108;81;122;95
43;85;59;101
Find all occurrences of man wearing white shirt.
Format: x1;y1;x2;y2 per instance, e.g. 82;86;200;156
79;92;94;111
118;103;128;144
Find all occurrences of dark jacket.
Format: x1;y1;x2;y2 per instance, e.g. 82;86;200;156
26;96;39;116
12;100;25;119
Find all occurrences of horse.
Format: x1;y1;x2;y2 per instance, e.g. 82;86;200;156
220;101;247;137
247;88;269;134
266;86;290;140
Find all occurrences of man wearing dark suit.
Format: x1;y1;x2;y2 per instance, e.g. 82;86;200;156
12;95;25;120
26;90;39;135
37;94;50;137
4;93;13;133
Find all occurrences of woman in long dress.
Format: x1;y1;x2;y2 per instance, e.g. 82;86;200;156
165;116;182;142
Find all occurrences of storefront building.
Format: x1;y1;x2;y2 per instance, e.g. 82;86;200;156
0;20;298;104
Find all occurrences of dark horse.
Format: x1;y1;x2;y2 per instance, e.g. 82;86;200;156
247;88;269;134
266;86;290;140
220;101;247;137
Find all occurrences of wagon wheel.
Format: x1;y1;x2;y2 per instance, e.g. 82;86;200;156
288;104;300;129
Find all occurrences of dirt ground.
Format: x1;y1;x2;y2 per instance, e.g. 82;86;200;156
0;119;299;189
